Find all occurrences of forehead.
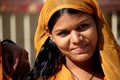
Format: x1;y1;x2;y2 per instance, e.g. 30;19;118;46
54;12;93;27
48;9;95;33
49;12;96;34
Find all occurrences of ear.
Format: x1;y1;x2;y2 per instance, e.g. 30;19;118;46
49;34;52;39
49;35;55;43
45;26;49;32
45;26;52;38
50;35;53;41
46;26;55;42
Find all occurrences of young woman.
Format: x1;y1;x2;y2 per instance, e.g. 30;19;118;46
24;0;120;80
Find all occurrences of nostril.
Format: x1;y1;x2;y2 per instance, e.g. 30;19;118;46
70;32;83;44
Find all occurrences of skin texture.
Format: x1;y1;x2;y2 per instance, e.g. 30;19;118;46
50;12;98;63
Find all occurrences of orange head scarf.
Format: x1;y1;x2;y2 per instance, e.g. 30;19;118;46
34;0;120;80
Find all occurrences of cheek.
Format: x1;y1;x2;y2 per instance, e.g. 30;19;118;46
82;26;98;51
54;38;70;54
88;27;98;47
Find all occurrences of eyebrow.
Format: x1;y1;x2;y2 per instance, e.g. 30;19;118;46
54;17;92;32
55;28;67;33
78;18;91;23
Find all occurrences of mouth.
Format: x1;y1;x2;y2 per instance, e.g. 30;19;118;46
71;44;89;54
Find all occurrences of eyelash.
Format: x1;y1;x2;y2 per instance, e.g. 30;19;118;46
78;23;90;31
58;31;69;36
57;23;90;36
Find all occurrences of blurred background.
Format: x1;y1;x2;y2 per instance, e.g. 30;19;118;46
0;0;120;68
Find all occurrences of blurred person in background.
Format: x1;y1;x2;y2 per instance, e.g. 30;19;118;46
24;0;120;80
0;39;30;80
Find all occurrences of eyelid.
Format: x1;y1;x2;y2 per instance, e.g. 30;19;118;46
77;23;90;31
57;30;69;37
81;23;89;27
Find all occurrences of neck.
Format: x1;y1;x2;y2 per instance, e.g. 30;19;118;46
67;56;97;71
65;56;99;80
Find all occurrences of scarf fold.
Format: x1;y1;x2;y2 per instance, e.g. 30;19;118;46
34;0;120;80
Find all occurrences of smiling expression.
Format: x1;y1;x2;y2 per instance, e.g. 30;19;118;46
50;12;98;62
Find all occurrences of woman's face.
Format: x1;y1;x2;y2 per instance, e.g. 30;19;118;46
50;12;98;62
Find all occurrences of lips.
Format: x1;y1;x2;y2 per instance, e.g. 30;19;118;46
71;44;89;54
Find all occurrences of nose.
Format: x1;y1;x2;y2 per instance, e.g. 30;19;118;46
70;31;83;44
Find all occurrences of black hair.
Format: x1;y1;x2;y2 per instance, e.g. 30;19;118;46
23;37;64;80
24;8;103;80
48;8;83;33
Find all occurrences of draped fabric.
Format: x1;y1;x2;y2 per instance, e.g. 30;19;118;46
34;0;120;80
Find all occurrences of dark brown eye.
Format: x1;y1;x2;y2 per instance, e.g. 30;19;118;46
57;31;69;37
77;23;90;31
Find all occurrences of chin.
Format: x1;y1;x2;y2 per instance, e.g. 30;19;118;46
73;54;93;62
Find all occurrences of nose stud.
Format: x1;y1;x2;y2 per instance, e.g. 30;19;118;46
79;35;84;41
